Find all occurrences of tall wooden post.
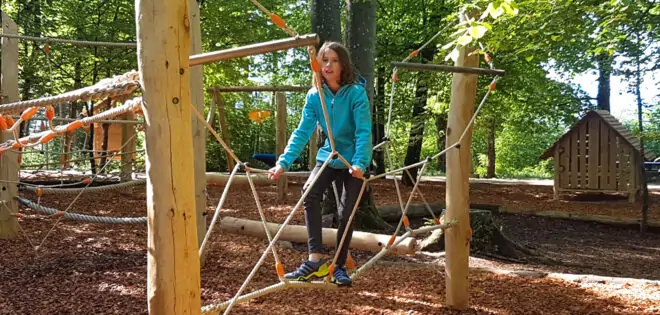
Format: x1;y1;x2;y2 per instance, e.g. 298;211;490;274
120;112;137;182
135;1;201;314
0;11;19;239
189;0;207;247
275;92;288;202
444;42;479;307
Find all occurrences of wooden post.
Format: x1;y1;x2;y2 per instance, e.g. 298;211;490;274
0;12;19;239
275;92;288;202
444;42;479;308
189;0;207;247
211;91;234;171
135;0;201;314
0;131;19;238
120;111;137;182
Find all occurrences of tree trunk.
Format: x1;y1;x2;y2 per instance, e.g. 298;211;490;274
402;47;435;186
372;65;386;174
596;54;613;112
419;210;530;260
435;113;447;172
635;40;649;233
486;118;496;178
311;0;342;48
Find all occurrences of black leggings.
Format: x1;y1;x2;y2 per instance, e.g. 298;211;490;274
302;163;363;266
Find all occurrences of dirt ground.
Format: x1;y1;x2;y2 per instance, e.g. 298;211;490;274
1;178;659;314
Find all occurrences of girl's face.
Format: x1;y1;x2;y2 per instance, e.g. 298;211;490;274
320;49;342;85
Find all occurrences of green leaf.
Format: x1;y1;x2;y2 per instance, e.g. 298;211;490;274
525;55;534;62
650;6;660;15
502;3;519;16
480;22;494;32
457;34;473;46
470;25;489;39
490;4;505;19
551;34;563;41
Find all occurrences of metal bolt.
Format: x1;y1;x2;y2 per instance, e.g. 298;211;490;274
172;97;179;104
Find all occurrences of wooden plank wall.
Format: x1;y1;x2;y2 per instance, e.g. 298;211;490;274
556;116;638;192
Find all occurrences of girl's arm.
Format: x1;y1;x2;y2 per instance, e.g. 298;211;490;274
351;86;373;172
276;92;318;170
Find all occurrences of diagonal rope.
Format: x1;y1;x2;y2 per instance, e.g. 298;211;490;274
2;201;36;249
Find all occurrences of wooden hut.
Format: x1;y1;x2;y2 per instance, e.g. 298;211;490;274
539;110;654;202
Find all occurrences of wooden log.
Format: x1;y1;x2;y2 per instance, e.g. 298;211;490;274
120;111;137;182
445;28;479;308
135;0;201;314
218;216;416;255
275;92;287;202
189;0;207;247
0;12;19;239
0;131;19;238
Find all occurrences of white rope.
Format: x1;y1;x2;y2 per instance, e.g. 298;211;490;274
17;197;146;224
22;179;146;195
0;71;139;114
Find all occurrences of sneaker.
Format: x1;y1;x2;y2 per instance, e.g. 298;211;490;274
331;266;352;287
284;259;329;281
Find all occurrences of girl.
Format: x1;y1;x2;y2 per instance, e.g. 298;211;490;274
268;41;372;287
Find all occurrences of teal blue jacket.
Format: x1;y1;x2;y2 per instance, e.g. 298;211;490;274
277;83;372;171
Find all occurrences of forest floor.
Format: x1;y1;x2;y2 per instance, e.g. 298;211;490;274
1;178;659;314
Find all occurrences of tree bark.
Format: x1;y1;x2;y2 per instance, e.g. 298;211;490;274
372;65;386;174
435;113;447;172
486;118;496;178
311;0;342;48
402;47;435;186
596;54;613;111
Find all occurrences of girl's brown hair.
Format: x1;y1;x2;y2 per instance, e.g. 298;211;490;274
317;41;356;86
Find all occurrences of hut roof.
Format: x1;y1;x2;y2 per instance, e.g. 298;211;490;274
539;110;655;161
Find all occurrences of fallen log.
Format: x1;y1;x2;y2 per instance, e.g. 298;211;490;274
218;216;416;255
205;172;310;187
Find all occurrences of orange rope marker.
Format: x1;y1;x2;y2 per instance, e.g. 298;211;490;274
45;106;55;121
489;81;496;91
44;43;50;55
0;116;7;130
81;178;92;185
346;255;356;270
434;218;441;225
66;120;83;132
269;14;286;28
467;227;473;240
40;131;56;144
402;215;410;228
14;213;25;219
327;264;335;277
54;211;65;218
17;154;22;164
310;58;321;73
12;142;22;149
408;49;419;59
387;234;396;247
484;53;492;63
5;115;15;127
275;263;285;277
37;187;44;197
21;107;38;121
391;72;398;83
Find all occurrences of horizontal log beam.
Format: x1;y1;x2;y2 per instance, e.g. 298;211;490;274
189;34;319;66
392;62;506;77
218;216;416;255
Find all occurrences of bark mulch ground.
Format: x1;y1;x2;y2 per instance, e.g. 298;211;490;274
0;178;659;314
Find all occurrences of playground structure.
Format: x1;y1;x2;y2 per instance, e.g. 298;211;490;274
540;110;656;202
0;2;506;315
